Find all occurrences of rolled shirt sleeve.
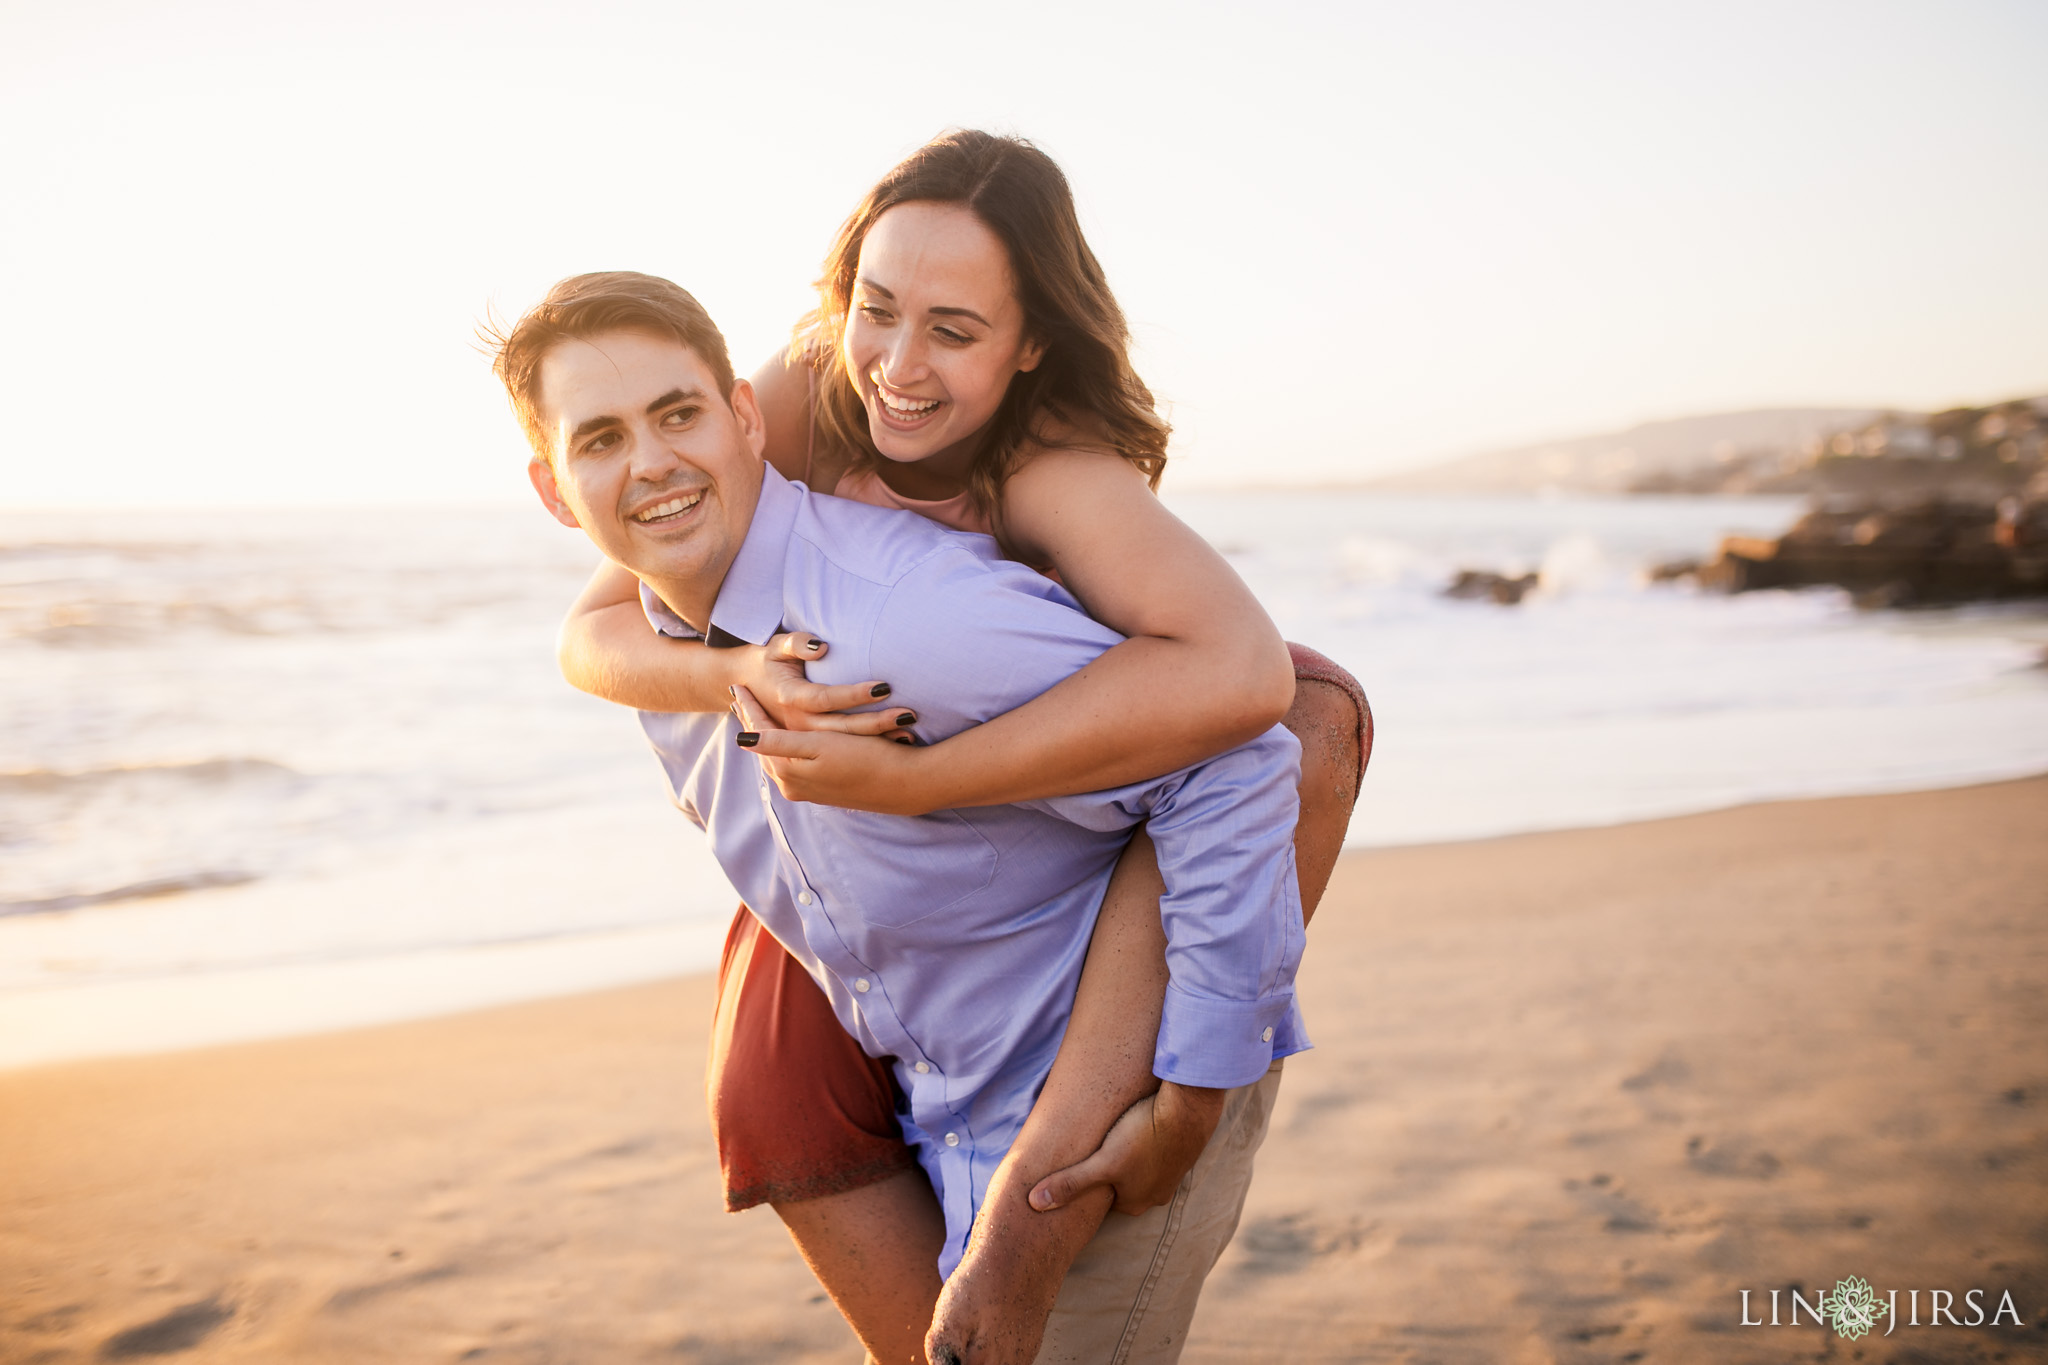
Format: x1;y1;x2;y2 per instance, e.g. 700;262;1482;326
1108;731;1308;1088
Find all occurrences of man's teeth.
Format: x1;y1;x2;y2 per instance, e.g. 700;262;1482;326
879;390;939;416
636;493;702;522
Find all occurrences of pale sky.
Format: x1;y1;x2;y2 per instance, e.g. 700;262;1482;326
2;0;2043;505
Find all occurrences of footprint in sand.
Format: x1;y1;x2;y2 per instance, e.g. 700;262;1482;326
1229;1212;1373;1275
324;1262;462;1312
665;1333;814;1364
1562;1173;1661;1232
1685;1133;1781;1179
98;1297;233;1358
1620;1049;1691;1091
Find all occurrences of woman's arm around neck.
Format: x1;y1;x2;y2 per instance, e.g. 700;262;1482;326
926;444;1295;805
748;442;1296;814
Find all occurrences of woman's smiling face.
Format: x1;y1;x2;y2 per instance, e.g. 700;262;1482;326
842;201;1044;484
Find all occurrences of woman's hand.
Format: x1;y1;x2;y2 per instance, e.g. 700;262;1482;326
734;633;904;737
730;684;935;814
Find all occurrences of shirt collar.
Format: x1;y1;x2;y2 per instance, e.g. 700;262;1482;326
638;459;796;644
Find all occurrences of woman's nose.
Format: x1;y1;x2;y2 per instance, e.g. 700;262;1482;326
876;329;929;384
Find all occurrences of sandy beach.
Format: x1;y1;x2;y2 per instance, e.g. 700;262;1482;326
5;778;2045;1364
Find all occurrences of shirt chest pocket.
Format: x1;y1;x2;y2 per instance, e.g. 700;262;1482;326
824;809;999;929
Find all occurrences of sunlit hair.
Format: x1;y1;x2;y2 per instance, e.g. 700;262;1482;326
800;130;1170;522
485;271;736;463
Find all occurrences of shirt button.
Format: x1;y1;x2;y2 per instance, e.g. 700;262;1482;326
913;1061;930;1074
944;1132;960;1147
1262;1025;1275;1043
797;890;813;906
854;978;871;993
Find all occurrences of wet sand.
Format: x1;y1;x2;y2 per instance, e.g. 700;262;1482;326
4;778;2046;1363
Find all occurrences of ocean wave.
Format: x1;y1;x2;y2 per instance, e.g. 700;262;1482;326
0;761;306;911
0;870;260;918
0;911;714;987
3;595;363;646
0;540;201;567
0;510;602;649
0;758;301;796
1;582;561;647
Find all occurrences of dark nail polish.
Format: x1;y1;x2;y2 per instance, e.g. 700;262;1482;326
806;638;824;650
870;683;892;698
736;732;760;748
894;737;914;746
895;712;916;727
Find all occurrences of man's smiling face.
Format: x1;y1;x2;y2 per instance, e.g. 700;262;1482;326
528;328;766;629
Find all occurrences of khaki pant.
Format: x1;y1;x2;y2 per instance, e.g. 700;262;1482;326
1032;1063;1283;1364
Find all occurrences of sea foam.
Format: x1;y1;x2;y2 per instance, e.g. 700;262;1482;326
2;496;2043;1065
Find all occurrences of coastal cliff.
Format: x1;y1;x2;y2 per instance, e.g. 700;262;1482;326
1382;396;2047;502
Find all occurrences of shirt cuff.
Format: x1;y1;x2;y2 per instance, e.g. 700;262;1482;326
1152;980;1311;1089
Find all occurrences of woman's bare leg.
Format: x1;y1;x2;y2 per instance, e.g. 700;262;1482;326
927;679;1365;1360
1290;678;1364;925
997;678;1362;1163
773;1168;946;1365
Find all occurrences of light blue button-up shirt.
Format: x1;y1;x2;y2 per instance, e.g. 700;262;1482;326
638;463;1307;1275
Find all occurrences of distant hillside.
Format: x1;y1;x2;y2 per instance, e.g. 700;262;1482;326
1372;409;1882;495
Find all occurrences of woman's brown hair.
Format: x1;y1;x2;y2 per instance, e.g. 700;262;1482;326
799;130;1170;522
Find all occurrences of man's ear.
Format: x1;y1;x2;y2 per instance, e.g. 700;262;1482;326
528;457;581;529
1017;334;1047;374
729;378;768;458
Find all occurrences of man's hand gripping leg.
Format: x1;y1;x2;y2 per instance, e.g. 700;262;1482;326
926;831;1227;1364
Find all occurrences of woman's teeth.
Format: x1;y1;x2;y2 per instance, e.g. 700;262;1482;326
636;493;702;523
878;390;940;418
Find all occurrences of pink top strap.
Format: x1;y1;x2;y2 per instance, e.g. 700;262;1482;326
833;466;995;536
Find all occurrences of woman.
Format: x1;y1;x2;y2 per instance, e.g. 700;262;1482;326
560;131;1369;1363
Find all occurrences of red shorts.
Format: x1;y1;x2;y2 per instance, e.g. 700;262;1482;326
706;644;1369;1210
707;906;921;1209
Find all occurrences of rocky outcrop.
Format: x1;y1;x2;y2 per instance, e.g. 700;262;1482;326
1698;497;2048;606
1444;569;1539;605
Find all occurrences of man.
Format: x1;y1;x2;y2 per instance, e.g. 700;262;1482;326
494;271;1307;1362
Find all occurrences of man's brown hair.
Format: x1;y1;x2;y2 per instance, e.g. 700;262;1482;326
486;271;737;462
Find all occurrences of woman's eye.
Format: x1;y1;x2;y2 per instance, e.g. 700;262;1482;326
857;303;893;323
935;327;972;345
